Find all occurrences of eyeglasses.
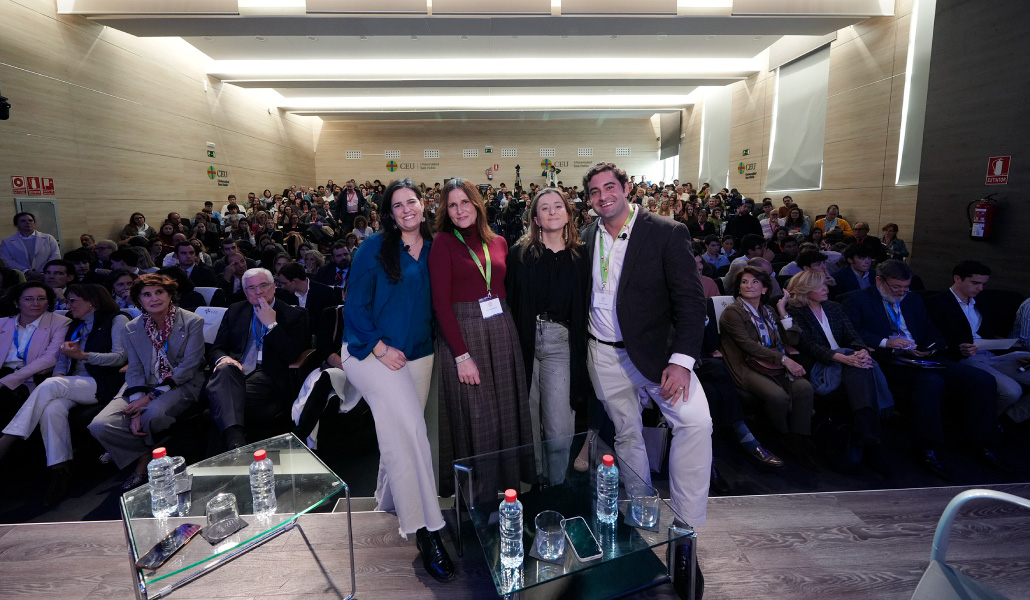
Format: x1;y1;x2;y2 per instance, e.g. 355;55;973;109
883;280;910;295
244;282;274;294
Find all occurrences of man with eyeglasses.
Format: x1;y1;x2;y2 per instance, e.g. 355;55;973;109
842;259;1004;479
205;268;309;450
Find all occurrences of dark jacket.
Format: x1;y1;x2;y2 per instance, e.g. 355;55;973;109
207;299;310;384
925;290;1010;361
787;300;867;372
505;241;592;411
841;286;946;362
580;211;706;383
66;310;128;404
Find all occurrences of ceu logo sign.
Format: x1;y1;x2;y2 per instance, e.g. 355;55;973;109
387;161;417;172
540;159;553;169
207;166;216;179
386;160;398;172
738;162;746;174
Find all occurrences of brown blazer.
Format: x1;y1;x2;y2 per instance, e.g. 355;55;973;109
718;301;801;389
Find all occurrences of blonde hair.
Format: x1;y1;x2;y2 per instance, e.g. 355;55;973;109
785;269;826;307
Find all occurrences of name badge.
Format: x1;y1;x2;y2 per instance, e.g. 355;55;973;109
479;296;502;319
257;347;263;363
592;292;614;310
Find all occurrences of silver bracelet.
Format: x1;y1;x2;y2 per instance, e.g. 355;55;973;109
374;346;389;359
455;352;471;364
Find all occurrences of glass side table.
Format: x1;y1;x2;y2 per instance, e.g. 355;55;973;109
120;433;352;600
454;432;697;599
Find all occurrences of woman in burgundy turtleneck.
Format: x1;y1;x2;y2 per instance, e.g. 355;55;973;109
429;179;534;497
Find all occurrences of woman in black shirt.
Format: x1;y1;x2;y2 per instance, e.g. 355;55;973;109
505;188;590;484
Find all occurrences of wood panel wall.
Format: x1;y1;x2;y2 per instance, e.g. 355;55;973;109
679;0;918;253
0;0;317;246
314;118;661;191
910;0;1029;293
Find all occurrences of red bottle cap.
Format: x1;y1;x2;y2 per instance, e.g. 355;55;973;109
254;449;267;461
152;447;167;459
602;454;615;467
504;489;517;502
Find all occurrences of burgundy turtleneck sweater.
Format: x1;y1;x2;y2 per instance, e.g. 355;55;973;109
428;226;509;356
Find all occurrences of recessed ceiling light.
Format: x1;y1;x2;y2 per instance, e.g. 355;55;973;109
705;35;715;40
608;88;615;92
255;36;265;41
560;34;568;39
203;36;213;41
511;35;519;40
359;35;368;41
411;35;419;40
460;34;469;40
657;34;667;40
307;36;317;41
752;35;762;40
609;35;618;39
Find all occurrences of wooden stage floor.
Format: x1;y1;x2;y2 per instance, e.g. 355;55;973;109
1;483;1027;599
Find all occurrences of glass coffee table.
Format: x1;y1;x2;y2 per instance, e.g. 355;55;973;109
120;433;352;600
453;432;696;599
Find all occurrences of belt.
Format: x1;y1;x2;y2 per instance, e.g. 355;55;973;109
588;332;625;349
536;313;568;325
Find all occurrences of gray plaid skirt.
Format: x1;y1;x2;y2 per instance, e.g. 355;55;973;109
437;299;535;498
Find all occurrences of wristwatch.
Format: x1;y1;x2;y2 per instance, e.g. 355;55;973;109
781;354;788;364
265;322;277;332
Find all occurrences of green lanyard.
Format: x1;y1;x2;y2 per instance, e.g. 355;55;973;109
453;230;492;294
598;207;634;290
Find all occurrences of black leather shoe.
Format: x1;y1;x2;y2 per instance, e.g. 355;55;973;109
672;535;704;599
743;444;784;469
974;447;1016;474
43;467;71;507
415;527;455;582
917;449;953;481
709;463;731;496
784;434;821;472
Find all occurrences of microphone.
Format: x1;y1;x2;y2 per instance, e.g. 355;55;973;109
403;245;410;252
619;233;628;240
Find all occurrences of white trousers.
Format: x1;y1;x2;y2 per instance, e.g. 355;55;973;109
3;376;97;466
341;352;444;536
587;340;713;526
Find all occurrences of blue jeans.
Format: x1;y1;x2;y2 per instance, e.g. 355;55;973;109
529;319;576;485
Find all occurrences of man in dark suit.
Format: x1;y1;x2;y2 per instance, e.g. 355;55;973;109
850;222;889;263
206;268;309;449
313;242;352;288
173;241;218;288
841;259;1004;478
581;162;710;597
724;198;762;245
829;243;874;298
926;260;1030;424
333;179;366;232
275;261;340;336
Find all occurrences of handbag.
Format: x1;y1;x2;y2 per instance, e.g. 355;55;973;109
746;355;785;376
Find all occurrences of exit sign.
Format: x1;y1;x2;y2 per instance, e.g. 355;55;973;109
207;150;215;158
742;149;750;157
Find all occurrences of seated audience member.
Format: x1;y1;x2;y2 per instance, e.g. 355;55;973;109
812;204;854;242
786;270;893;471
303;250;325;276
771;237;799;268
925;261;1030;423
759;200;781;239
0;283;71;425
94;239;117;270
695;254;721;299
146;238;165;267
880;223;909;259
217;250;248;302
64;249;94;285
850;222;889;263
105;269;139;309
808;227;831;252
205;268;309;450
212;239;257;274
166;212;191;237
109;248;144;276
700;235;730;270
88;274;206;490
725;199;763;244
720;235;734;260
190;222;219;258
154;267;205;311
172;241;218;288
0;284;128;505
830;243;874;297
841;260;1004;478
1;212;61;279
719;266;819;469
275;262;338;335
119;213;156;242
43;260;77;310
779;249;839;286
314;242;352;288
1014;298;1030;350
161;233;188;267
689;209;717;241
723;234;766;290
781;205;810;238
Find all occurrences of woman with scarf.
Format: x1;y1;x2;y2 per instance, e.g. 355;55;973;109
88;274;206;490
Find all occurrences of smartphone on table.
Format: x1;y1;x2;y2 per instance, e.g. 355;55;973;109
563;516;602;562
136;523;202;570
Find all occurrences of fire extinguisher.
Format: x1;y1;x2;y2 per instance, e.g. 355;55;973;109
968;193;998;240
485;168;494;181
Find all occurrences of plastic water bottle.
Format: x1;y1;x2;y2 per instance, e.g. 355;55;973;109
250;449;277;518
596;454;619;524
147;447;177;518
498;488;524;568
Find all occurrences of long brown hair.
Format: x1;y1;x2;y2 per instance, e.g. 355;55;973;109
435;179;495;242
518;188;582;261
